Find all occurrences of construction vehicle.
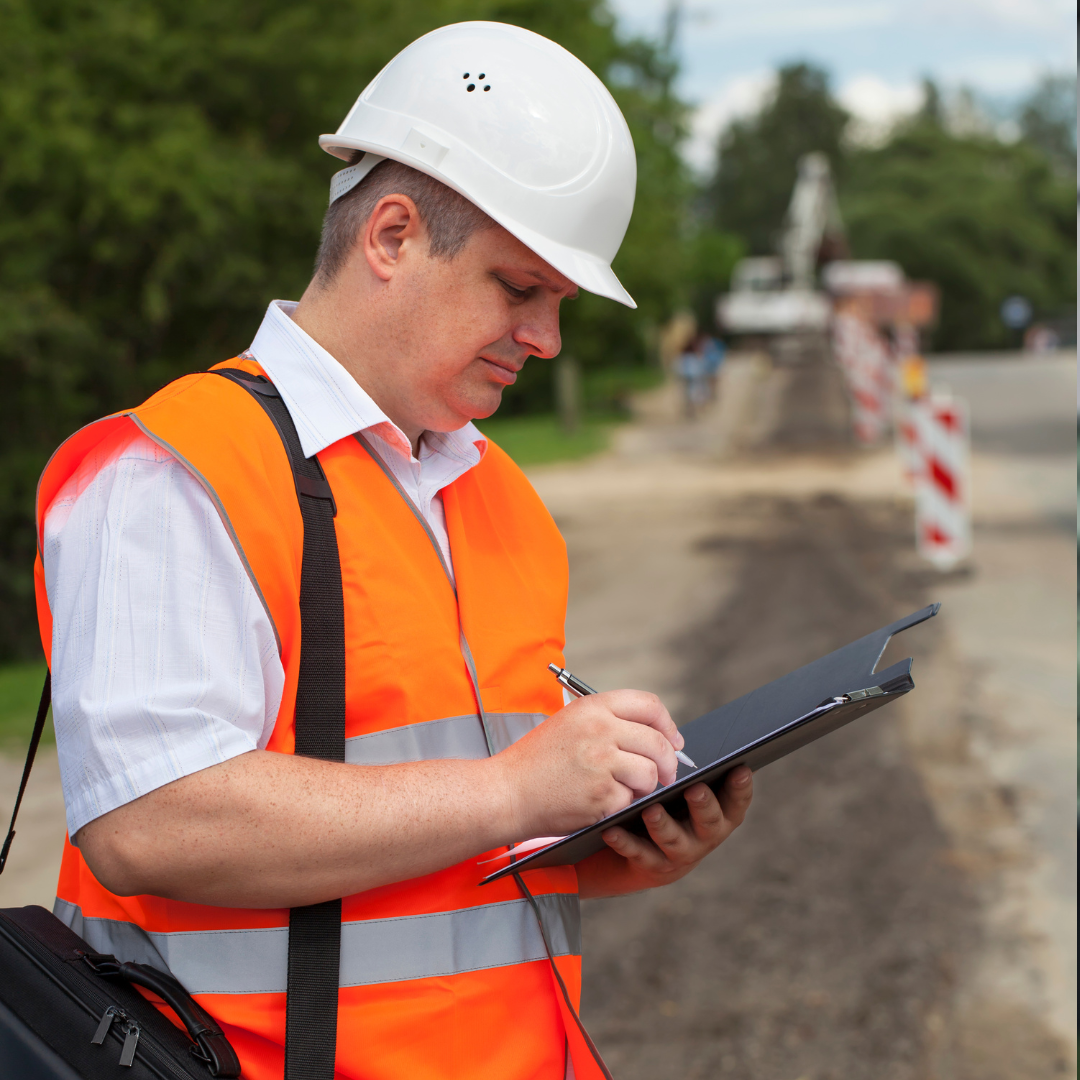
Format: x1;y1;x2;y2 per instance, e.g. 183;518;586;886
716;152;844;361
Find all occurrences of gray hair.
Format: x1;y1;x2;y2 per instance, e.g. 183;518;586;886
313;153;495;285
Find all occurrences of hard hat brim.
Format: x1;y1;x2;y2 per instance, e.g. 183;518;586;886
509;217;638;310
319;135;637;310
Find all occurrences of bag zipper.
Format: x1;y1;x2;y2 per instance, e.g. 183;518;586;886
119;1017;142;1067
91;1004;124;1044
90;1005;142;1068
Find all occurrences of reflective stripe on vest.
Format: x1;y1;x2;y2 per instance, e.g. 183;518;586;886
55;893;581;996
345;711;546;763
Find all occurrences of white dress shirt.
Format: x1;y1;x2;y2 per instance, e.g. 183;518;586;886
43;300;487;838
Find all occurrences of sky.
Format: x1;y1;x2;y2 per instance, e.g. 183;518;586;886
608;0;1077;172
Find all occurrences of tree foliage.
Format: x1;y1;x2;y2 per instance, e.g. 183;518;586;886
705;63;849;255
1018;73;1077;175
0;0;692;658
842;118;1076;351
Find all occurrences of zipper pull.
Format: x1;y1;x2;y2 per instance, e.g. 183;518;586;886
91;1006;119;1045
119;1019;141;1067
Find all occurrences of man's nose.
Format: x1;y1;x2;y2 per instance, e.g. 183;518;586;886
513;300;563;360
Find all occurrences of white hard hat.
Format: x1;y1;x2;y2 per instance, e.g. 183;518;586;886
319;22;637;308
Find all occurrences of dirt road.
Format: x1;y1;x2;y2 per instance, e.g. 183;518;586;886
530;351;1075;1079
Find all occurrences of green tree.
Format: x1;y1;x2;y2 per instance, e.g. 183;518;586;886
704;63;849;255
0;0;691;658
683;228;744;334
841;120;1076;350
1018;73;1077;175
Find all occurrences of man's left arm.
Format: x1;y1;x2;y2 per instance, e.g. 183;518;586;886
575;766;753;899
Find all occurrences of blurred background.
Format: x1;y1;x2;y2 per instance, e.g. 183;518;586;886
0;1;1075;1077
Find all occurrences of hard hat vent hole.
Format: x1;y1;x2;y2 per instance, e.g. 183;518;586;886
462;72;489;93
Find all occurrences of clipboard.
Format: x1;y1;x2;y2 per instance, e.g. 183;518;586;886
481;603;939;884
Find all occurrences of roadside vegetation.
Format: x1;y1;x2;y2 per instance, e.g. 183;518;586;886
476;417;614;467
0;662;50;753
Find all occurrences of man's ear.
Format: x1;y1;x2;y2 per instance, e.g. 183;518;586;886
363;194;426;282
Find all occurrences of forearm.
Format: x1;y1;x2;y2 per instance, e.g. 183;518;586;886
76;750;515;908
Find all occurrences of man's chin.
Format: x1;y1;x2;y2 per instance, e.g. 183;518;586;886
463;385;508;422
424;387;506;432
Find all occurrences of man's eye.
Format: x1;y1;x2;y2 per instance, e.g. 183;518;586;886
498;277;529;299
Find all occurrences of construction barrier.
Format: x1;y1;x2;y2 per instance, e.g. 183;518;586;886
831;310;891;444
914;389;971;570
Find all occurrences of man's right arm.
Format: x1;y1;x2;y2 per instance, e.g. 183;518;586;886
77;689;682;908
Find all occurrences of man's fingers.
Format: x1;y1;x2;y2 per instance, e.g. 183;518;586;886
594;689;684;751
596;769;755;885
716;766;753;828
683;783;726;845
609;750;660;799
640;803;696;861
611;722;677;788
600;826;671;874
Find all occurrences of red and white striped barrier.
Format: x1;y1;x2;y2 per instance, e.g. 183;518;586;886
832;311;891;444
914;390;971;570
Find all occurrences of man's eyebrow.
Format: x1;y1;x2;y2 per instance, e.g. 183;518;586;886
505;267;577;295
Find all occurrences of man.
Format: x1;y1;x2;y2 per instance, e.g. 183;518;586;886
35;22;752;1079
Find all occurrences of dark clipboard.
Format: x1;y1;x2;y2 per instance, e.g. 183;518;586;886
481;603;939;884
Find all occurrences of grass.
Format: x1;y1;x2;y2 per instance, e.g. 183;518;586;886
475;414;615;466
0;661;51;753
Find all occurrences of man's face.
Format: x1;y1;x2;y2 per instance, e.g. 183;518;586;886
384;221;579;432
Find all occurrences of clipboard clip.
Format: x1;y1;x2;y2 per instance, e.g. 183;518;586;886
844;685;886;703
817;686;885;709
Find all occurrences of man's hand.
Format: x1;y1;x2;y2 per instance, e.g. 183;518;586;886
491;690;686;841
576;767;753;899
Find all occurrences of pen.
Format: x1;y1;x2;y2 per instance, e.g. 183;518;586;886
547;663;697;769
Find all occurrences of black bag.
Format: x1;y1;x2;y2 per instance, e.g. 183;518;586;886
0;369;344;1079
0;901;241;1079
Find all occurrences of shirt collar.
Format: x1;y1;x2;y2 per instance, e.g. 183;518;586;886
247;300;488;465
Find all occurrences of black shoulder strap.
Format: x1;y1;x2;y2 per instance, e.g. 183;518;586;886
213;367;345;1080
0;671;51;876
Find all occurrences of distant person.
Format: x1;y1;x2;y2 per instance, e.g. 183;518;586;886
701;334;726;401
678;333;724;417
677;340;708;418
1023;324;1059;353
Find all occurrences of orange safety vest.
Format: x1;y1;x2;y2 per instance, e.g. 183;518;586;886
34;357;607;1080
